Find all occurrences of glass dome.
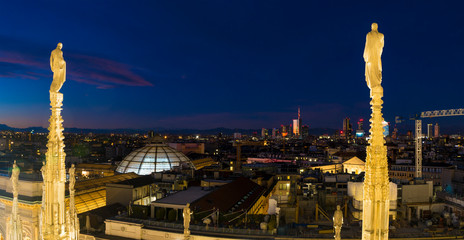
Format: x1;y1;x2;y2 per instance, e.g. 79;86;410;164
116;143;193;175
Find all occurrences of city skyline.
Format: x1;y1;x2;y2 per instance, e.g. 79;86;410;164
1;1;464;130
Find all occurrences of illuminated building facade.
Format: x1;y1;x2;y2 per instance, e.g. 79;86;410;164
271;128;277;139
342;117;352;139
261;128;269;139
434;123;440;138
382;121;389;137
427;124;434;139
0;176;42;240
356;119;365;138
292;107;302;138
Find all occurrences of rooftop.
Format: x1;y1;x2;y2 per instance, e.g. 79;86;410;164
152;186;211;209
110;175;155;188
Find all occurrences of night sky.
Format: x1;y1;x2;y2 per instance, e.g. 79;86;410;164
1;1;463;131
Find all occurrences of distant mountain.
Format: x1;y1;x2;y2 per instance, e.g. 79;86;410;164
0;123;340;136
0;124;47;133
2;122;461;136
0;124;12;131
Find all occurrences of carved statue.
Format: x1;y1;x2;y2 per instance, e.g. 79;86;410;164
8;160;23;240
50;43;66;93
362;23;390;240
41;42;78;240
183;203;192;237
363;23;384;95
69;164;75;190
333;205;343;240
11;161;20;197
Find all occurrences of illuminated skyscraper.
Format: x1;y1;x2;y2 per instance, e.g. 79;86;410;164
358;118;364;130
427;124;434;139
292;119;299;136
356;118;365;138
281;125;289;137
382;121;389;137
301;125;309;139
271;128;278;139
261;128;268;139
342;117;352;139
434;123;440;138
292;107;302;138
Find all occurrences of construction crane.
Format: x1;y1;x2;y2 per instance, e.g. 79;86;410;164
411;108;464;178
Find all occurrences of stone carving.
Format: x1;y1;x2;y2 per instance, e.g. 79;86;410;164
68;164;79;240
363;22;384;97
183;203;192;239
333;205;343;240
69;164;76;191
40;43;78;240
11;161;19;198
7;161;22;240
50;43;66;93
362;23;390;240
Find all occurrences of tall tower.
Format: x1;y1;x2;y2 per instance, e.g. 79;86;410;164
41;43;78;240
342;117;352;139
292;107;302;138
427;124;433;139
356;118;365;138
434;123;440;138
362;23;390;240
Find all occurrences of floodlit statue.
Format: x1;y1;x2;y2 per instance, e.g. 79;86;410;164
363;23;384;96
11;161;19;197
8;160;23;240
50;42;66;93
41;43;78;240
333;205;343;240
68;164;79;239
183;203;192;239
69;164;76;190
362;23;390;240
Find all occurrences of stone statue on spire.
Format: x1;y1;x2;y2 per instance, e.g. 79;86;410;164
41;43;78;240
363;23;384;97
361;23;390;240
50;42;66;93
7;160;23;240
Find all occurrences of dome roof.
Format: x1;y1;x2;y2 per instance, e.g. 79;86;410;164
116;143;192;175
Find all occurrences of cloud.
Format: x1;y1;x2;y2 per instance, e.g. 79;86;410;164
67;54;153;88
0;40;152;89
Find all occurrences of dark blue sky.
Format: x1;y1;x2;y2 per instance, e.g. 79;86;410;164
0;1;463;130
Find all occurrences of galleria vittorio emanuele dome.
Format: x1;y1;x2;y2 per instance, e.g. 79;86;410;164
116;142;193;175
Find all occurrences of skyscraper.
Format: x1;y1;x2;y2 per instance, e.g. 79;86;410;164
358;118;364;130
271;128;278;139
434;123;440;138
427;123;434;139
292;119;299;136
292;107;302;138
356;118;365;137
382;121;389;137
342;117;352;139
261;128;268;139
301;125;309;139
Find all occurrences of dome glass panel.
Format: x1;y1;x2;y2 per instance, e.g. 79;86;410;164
116;143;192;175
